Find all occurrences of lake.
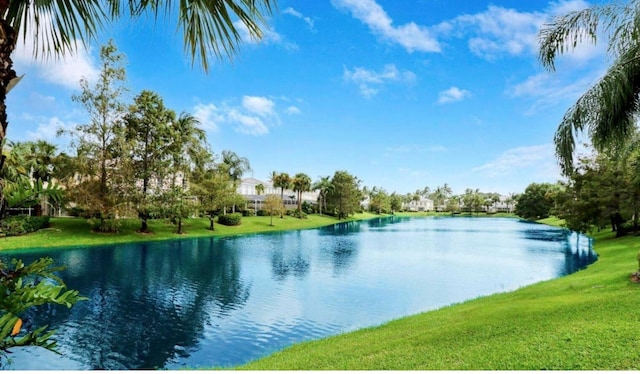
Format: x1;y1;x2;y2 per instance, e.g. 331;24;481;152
1;216;596;370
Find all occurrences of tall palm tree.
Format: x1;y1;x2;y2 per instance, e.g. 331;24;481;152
220;150;252;183
25;140;57;216
312;175;331;216
170;112;208;188
539;0;640;175
0;0;275;221
292;172;311;217
272;172;290;217
254;182;264;215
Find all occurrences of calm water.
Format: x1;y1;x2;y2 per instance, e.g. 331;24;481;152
1;217;596;370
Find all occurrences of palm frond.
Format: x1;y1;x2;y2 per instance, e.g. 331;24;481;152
6;0;108;59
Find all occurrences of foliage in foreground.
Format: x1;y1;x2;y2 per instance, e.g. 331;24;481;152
0;258;86;365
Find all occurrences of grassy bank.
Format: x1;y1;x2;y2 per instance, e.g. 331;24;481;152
239;224;640;370
0;213;382;251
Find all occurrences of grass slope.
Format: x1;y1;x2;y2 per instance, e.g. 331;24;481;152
0;213;381;251
239;226;640;370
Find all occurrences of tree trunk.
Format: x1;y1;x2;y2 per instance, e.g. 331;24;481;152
209;214;215;230
177;217;183;234
0;13;18;221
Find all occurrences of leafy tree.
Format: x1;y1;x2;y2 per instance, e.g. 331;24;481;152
263;194;284;226
515;183;562;220
389;192;403;213
326;170;362;219
165;112;208;234
430;184;452;211
1;258;86;365
125;90;175;233
191;169;236;231
64;41;129;232
539;1;640;175
292;172;311;217
369;186;390;214
0;0;275;202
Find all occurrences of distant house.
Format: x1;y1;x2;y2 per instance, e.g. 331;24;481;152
403;197;434;212
237;178;319;211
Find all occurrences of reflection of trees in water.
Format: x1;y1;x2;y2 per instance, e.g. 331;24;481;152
270;232;310;281
5;237;250;369
560;234;598;276
365;216;409;229
521;227;598;276
318;221;361;236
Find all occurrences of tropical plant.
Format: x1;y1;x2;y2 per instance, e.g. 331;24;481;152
254;183;264;215
538;0;640;174
0;0;275;197
292;172;311;217
272;172;291;218
0;258;86;365
312;176;332;216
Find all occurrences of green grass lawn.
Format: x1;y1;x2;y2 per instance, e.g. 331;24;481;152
0;213;382;251
238;225;640;370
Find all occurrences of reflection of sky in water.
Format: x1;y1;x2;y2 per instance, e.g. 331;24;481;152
0;217;596;370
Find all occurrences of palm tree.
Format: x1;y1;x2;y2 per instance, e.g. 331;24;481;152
220;150;251;183
170;112;208;188
312;176;331;216
0;0;275;222
254;182;264;215
292;172;311;217
25;140;57;216
538;1;640;175
272;172;290;218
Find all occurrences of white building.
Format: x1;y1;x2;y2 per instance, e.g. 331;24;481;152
403;197;434;212
237;177;319;211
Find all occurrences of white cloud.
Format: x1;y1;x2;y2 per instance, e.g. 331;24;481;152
451;5;544;60
13;40;98;90
507;67;605;114
437;86;471;104
242;96;276;117
343;64;416;97
26;116;70;142
285;106;301;115
284;7;315;30
11;13;99;89
193;103;224;131
228;109;269;136
331;0;440;53
193;95;292;136
439;1;599;63
473;144;559;179
233;20;298;51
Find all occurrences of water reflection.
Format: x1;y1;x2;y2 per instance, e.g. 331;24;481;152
1;217;597;370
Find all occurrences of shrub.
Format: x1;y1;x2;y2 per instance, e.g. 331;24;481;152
242;209;255;217
0;216;50;237
218;213;242;226
256;209;268;216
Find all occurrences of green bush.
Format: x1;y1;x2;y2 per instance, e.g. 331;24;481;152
0;216;50;237
218;213;242;226
257;209;268;216
242;209;255;217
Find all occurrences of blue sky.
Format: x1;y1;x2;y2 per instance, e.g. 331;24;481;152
6;0;607;196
